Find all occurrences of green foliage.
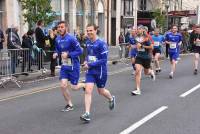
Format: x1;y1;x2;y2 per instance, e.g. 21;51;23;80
152;8;166;30
20;0;56;28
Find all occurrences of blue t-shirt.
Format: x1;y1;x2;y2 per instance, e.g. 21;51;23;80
152;34;164;49
165;32;182;53
86;38;108;75
129;36;137;53
55;33;83;70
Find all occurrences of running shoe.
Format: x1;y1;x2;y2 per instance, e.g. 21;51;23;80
194;69;198;75
80;112;91;122
61;105;74;112
131;90;141;95
109;96;116;110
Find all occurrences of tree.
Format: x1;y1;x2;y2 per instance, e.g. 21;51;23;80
20;0;56;28
152;8;166;31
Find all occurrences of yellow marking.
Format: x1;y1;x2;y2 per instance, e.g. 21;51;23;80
0;85;59;102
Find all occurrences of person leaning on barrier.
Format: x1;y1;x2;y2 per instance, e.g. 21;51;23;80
21;29;35;73
0;28;5;51
35;20;46;70
48;27;58;76
6;27;22;74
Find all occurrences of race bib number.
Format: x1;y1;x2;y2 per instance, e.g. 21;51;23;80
88;56;97;63
170;42;176;49
62;58;72;66
138;47;145;52
196;42;200;46
154;42;160;47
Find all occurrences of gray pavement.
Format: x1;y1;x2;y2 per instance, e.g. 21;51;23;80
0;55;200;134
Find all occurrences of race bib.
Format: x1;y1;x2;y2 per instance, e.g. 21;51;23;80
170;42;176;49
88;56;97;63
62;58;72;66
196;42;200;46
154;42;160;47
138;48;145;52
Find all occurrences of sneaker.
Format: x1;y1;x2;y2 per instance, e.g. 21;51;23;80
158;68;162;72
131;90;141;95
109;96;116;110
80;112;91;122
150;71;156;81
61;105;74;112
131;71;135;75
169;72;173;79
194;69;198;75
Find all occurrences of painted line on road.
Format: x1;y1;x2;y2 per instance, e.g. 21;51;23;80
0;85;60;102
120;106;168;134
180;83;200;98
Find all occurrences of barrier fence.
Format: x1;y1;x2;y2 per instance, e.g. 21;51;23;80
0;46;123;88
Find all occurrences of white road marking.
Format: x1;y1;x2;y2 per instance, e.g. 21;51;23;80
180;83;200;98
120;106;168;134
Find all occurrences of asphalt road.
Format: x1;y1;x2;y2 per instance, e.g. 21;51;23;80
0;55;200;134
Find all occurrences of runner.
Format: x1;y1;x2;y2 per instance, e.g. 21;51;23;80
152;28;165;74
80;24;115;122
131;26;155;95
193;25;200;75
165;25;182;79
129;27;137;75
53;21;85;112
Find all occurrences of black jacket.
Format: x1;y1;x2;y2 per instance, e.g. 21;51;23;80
35;27;45;49
6;28;21;49
22;35;34;49
0;29;4;49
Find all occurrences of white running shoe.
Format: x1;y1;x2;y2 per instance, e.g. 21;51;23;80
150;71;156;81
169;72;173;79
131;90;141;95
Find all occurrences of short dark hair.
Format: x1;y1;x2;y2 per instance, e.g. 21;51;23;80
86;23;98;30
37;20;44;26
52;26;57;31
58;21;68;26
171;25;178;28
27;29;34;35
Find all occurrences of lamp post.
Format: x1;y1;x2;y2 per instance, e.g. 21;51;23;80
165;3;169;30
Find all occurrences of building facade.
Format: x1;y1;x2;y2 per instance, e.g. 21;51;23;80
51;0;108;40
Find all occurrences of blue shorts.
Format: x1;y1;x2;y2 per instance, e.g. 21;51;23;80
169;52;179;61
130;50;137;58
86;73;107;88
59;66;80;85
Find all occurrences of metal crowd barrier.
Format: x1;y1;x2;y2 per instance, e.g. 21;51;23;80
0;48;48;88
0;50;21;88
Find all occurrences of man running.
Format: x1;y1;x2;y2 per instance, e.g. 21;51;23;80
193;25;200;75
131;26;155;95
53;21;85;112
152;28;165;73
165;25;182;79
80;24;115;122
129;27;137;75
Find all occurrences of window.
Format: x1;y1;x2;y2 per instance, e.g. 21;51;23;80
140;0;146;11
88;0;95;24
122;0;133;16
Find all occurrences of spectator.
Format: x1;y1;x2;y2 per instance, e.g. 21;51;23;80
119;32;125;44
181;29;190;53
21;29;35;73
6;26;22;74
0;28;5;51
35;20;45;70
48;27;58;76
